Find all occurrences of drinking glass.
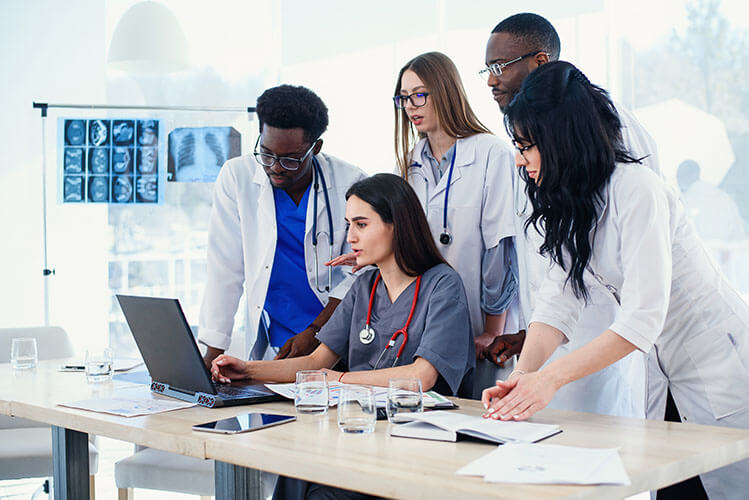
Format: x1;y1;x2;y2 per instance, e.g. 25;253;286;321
337;385;376;433
295;370;328;414
85;348;114;383
11;338;38;370
386;377;423;423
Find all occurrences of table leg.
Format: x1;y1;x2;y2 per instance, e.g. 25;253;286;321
51;426;90;500
214;461;263;500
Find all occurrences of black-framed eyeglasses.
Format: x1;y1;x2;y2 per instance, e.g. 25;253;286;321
479;50;548;79
393;92;430;109
512;140;537;158
253;135;316;171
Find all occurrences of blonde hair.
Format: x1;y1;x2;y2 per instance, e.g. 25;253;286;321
394;52;491;180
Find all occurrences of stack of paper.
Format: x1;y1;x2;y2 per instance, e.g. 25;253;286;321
457;443;630;485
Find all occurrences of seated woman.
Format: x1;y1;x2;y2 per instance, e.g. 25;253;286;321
212;172;474;396
213;173;473;500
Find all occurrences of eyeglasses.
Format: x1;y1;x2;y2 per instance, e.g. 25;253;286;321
253;135;316;171
393;92;430;109
512;140;537;158
479;50;548;79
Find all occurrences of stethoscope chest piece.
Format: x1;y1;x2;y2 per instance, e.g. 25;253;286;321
439;230;452;245
359;325;375;345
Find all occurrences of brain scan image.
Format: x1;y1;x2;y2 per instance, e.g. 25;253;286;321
137;120;158;146
88;148;109;174
137;147;157;174
64;148;84;173
89;119;110;147
112;175;133;203
59;117;160;204
88;176;109;202
65;120;86;146
64;176;83;202
136;175;157;202
112;120;135;145
113;147;133;174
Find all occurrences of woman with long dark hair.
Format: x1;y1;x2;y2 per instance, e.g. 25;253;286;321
481;61;749;498
213;173;473;396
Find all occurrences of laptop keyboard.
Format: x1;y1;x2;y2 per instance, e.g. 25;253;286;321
216;384;267;398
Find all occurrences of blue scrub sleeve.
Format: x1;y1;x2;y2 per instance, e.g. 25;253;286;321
315;280;358;366
480;236;518;315
412;272;474;395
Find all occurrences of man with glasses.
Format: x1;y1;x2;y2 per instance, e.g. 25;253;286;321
479;13;662;422
199;85;366;367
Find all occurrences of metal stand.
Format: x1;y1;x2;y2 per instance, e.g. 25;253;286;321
31;101;255;326
215;461;264;500
51;426;90;500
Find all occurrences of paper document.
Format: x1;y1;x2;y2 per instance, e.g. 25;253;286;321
265;382;455;409
457;443;630;485
390;411;560;444
59;385;195;417
59;358;144;372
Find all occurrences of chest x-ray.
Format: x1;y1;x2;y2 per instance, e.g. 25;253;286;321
167;126;241;182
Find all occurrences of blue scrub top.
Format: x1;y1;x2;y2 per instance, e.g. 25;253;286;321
263;185;323;348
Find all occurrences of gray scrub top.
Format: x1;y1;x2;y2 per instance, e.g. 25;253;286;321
316;263;474;395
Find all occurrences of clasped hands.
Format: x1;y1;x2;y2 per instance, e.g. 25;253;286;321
481;369;559;421
474;331;525;366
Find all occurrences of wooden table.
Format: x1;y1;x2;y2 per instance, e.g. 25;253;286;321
3;360;749;499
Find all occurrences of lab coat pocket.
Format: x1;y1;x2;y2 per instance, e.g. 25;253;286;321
684;319;749;420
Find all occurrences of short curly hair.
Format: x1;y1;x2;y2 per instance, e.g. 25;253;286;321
256;84;329;144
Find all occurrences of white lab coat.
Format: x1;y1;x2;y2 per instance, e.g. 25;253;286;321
512;105;659;418
532;164;749;499
405;134;519;338
198;153;367;358
404;134;519;396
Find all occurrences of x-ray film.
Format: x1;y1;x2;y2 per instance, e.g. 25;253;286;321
167;126;241;182
58;118;161;204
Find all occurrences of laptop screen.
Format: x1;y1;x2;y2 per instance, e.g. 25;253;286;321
116;295;217;396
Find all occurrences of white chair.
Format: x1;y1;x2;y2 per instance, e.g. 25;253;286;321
0;326;99;499
115;446;214;500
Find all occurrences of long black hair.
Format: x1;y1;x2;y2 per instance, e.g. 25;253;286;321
504;61;640;300
346;174;447;277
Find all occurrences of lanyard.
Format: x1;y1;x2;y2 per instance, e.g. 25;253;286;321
359;273;422;368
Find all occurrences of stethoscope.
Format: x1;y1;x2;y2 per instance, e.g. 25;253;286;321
311;156;334;293
438;143;458;245
358;272;422;369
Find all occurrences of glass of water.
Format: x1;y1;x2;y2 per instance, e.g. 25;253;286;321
11;338;38;370
337;385;376;433
85;348;114;383
386;377;423;423
295;370;328;414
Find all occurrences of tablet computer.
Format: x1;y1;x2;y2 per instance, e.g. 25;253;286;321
192;412;296;434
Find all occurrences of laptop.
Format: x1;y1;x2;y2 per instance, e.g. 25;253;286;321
116;294;283;408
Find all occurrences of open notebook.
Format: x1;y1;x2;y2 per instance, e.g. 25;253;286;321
390;411;561;444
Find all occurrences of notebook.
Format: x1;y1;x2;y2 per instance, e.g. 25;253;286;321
116;294;283;408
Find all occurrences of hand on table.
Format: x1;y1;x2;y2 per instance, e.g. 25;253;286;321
481;371;558;421
274;327;320;360
325;252;364;272
483;331;526;367
211;355;250;383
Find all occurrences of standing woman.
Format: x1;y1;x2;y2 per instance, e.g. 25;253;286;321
482;61;749;499
394;51;520;397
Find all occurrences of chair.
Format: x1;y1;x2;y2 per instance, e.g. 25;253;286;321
115;446;214;500
0;326;99;499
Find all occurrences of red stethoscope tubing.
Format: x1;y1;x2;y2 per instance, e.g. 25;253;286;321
366;273;422;367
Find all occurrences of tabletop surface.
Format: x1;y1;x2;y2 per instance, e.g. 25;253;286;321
3;359;749;499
